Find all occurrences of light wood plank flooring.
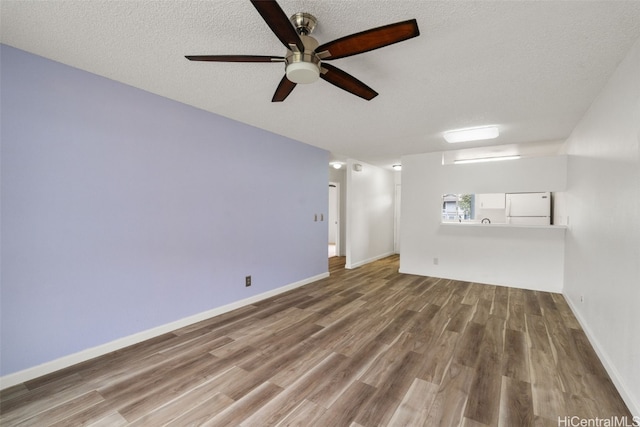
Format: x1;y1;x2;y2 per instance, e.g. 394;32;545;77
0;255;631;426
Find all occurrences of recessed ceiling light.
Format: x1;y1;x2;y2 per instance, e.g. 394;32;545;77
392;164;402;171
454;155;520;164
330;162;343;169
444;125;499;143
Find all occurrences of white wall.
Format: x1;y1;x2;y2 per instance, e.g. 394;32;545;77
563;36;640;416
345;160;395;268
400;153;567;292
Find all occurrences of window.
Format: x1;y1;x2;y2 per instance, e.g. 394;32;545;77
442;194;473;222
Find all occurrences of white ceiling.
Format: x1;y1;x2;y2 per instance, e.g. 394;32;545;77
2;1;640;169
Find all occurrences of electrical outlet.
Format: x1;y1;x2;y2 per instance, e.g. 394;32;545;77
433;257;439;265
245;276;251;287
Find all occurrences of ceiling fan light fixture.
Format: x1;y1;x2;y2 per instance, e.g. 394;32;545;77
444;125;499;143
286;61;320;84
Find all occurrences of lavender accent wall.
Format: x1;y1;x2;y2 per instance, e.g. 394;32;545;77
0;45;329;376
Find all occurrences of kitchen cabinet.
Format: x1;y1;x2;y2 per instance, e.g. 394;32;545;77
476;193;505;209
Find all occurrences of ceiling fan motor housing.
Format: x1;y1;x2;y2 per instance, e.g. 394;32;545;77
285;34;321;84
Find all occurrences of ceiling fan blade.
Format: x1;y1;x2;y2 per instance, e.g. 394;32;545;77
320;63;378;101
272;75;297;102
185;55;284;63
250;0;304;53
316;19;419;60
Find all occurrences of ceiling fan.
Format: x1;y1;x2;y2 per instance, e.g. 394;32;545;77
186;0;420;102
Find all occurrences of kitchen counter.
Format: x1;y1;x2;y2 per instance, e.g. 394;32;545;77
440;222;567;230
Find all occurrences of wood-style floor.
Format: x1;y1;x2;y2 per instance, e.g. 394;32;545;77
0;255;631;426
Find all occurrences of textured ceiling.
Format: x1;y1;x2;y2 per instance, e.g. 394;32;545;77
2;1;640;168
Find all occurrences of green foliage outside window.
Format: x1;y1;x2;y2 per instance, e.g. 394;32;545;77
459;194;472;218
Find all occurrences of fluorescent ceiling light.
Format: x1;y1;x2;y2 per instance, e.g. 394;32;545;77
454;155;521;164
444;125;499;143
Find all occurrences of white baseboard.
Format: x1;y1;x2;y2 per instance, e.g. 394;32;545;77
0;272;329;390
345;251;395;269
564;295;639;418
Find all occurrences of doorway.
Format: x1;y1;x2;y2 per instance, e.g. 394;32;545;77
328;182;340;258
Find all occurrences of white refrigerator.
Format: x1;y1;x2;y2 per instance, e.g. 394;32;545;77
505;192;551;225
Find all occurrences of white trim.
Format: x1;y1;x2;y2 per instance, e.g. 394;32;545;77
345;251;395;269
329;181;340;257
394;183;401;254
0;272;329;390
564;295;640;418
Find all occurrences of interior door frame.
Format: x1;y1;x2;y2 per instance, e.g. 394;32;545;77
329;182;340;257
394;183;401;254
